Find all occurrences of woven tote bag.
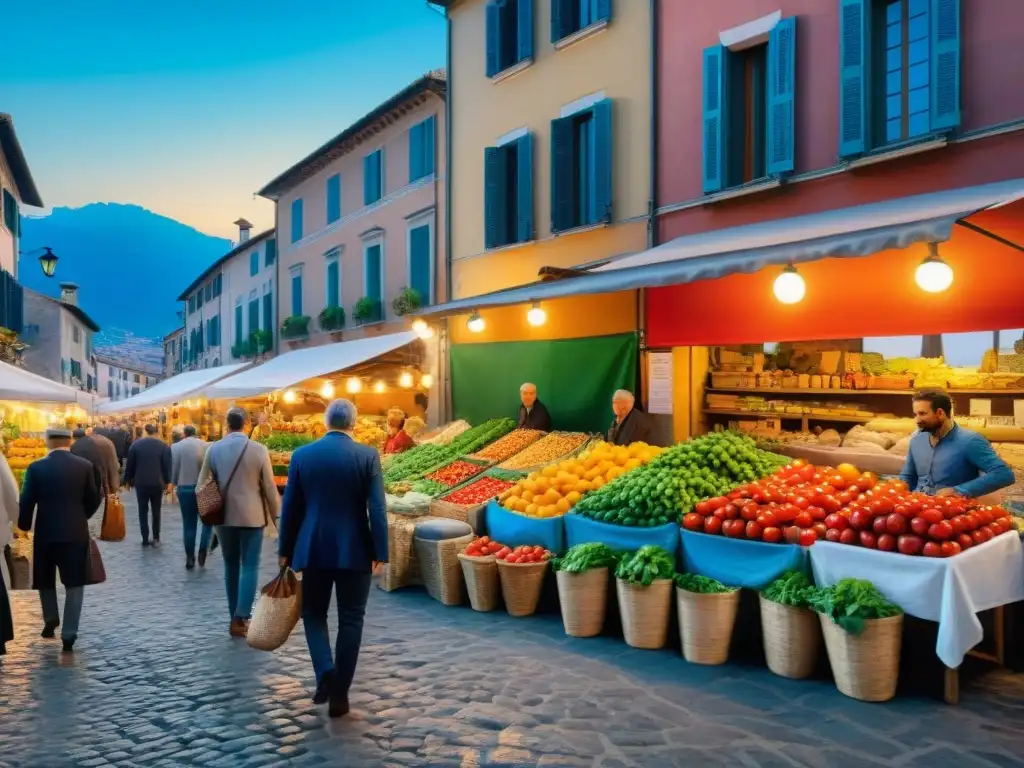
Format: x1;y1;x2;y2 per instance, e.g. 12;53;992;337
247;567;302;651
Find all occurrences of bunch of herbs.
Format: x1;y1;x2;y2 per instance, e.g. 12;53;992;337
551;543;618;574
614;546;676;587
674;573;735;594
762;571;815;609
806;578;902;636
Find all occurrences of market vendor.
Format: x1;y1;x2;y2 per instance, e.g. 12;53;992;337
383;409;415;454
249;412;272;441
899;389;1014;498
608;390;653;446
517;383;551;431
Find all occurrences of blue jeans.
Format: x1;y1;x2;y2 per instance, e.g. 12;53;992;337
40;587;84;643
177;486;212;559
302;568;372;694
216;527;263;620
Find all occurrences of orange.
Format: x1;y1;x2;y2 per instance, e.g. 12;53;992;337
836;463;860;482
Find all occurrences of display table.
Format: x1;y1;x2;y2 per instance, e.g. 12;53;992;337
680;530;807;589
810;534;1024;703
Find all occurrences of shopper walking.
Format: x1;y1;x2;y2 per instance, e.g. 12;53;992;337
16;428;102;652
0;443;18;655
198;407;279;638
123;424;171;547
171;425;211;569
279;399;388;718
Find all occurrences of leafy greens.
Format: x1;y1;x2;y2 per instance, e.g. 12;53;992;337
551;543;618;574
806;578;902;636
673;573;735;594
761;571;815;609
614;546;676;587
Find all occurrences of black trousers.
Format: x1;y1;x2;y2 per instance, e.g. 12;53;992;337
301;569;372;697
135;485;163;542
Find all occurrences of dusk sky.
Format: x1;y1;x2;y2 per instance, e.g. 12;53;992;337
3;0;445;239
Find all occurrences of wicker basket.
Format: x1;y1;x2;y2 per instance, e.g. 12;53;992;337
428;499;473;525
819;613;904;702
414;532;474;606
676;587;740;665
615;578;674;649
379;513;427;592
759;595;822;679
497;559;549;617
247;569;302;652
556;567;609;637
458;553;501;612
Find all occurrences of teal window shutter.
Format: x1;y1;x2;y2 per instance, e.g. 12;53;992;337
409;122;423;182
248;299;260;335
551;0;571;43
550;116;575;232
590;99;613;224
423;116;436;176
327;260;340;308
234;305;243;345
326;174;341;223
515;133;534;243
409;225;431;305
250;250;259;276
839;0;868;157
263;294;273;335
264;239;276;267
214;315;220;345
365;245;382;304
364;151;382;204
766;17;797;175
291;274;303;317
595;0;611;23
701;45;728;193
291;198;304;243
517;0;534;60
930;0;960;131
484;146;509;248
486;1;501;76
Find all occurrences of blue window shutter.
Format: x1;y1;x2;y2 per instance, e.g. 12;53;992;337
486;1;501;77
264;239;276;266
249;299;260;335
263;294;272;335
701;45;728;193
595;0;611;24
327;174;341;223
363;154;372;204
515;133;534;243
550;116;575;232
590;99;613;224
409;122;423;182
327;261;339;308
517;0;534;61
291;198;303;243
423;116;436;176
839;0;868;157
766;16;797;175
484;146;509;248
930;0;961;131
551;0;571;43
250;251;259;276
365;245;382;304
235;305;243;345
291;274;302;317
409;225;431;305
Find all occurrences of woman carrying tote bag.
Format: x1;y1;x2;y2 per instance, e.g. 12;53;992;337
0;446;18;655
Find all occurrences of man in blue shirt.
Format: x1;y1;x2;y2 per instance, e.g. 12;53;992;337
899;389;1014;498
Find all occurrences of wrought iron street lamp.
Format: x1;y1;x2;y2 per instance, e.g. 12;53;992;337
19;246;59;277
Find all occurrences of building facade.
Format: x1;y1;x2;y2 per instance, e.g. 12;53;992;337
258;73;446;350
96;356;161;401
163;326;184;377
20;283;100;393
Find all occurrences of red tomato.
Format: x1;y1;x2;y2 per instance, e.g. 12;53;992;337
829;474;848;490
798;529;818;546
812;522;828;539
893;504;910;518
922;541;943;557
762;526;782;544
859;531;877;549
825;514;849;530
758;510;779;527
921;508;944;524
723;504;740;520
971;529;986;545
825;528;842;543
839;528;858;546
740;502;760;521
725;519;746;539
807;505;827;522
784;526;802;545
682;513;703;531
496;546;511;559
858;472;879;489
745;521;763;540
850;509;873;530
941;541;962;558
885;513;908;535
694;500;713;516
872;516;888;536
910;516;930;536
704;516;723;535
927;521;953;541
897;534;923;555
507;554;521;563
950;515;967;535
988;522;1003;537
798;465;816;482
837;490;854;505
870;498;895;517
957;533;974;550
794;512;813;529
707;496;728;511
820;495;843;514
877;533;897;552
980;527;995;543
792;496;810;510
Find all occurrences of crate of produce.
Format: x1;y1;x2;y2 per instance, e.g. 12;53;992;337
416;419;472;445
497;432;592;472
383;418;515;485
431;475;516;528
465;429;545;463
424;458;490;488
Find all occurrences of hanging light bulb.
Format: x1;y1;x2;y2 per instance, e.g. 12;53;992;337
399;371;414;388
320;381;335;399
374;380;386;394
466;311;485;333
346;377;362;394
773;265;806;304
421;373;434;389
283;389;297;404
526;302;547;327
915;242;954;293
411;318;434;339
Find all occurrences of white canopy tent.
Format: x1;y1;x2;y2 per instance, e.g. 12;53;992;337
96;362;249;415
206;331;419;400
0;360;86;404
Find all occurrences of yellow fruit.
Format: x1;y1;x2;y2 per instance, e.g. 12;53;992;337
522;490;535;503
592;476;605;490
542;465;558;478
556;498;570;514
525;504;539;516
566;490;582;505
624;458;642;471
503;499;516;510
516;499;530;513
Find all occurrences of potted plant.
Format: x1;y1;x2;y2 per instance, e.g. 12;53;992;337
353;297;381;325
230;340;252;360
249;329;272;356
318;306;345;332
552;543;617;638
391;286;422;317
807;578;903;702
674;573;740;665
280;315;310;340
759;571;821;679
614;546;676;649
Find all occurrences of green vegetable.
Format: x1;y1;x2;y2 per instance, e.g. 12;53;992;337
409;478;449;496
761;571;814;608
551;543;618;574
673;572;735;594
382;418;516;484
614;546;676;587
486;467;527;482
259;433;314;452
806;578;901;636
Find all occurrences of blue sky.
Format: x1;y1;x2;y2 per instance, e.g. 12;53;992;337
2;0;445;238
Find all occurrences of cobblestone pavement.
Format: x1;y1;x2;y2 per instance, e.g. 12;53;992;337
4;497;1024;767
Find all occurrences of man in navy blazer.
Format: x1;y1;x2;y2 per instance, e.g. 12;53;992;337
278;398;388;718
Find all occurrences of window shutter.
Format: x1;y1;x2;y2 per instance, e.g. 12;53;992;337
327;174;341;223
264;240;276;267
517;0;534;61
591;99;613;224
327;261;339;308
235;305;243;345
409;225;432;305
291;275;303;317
766;16;797;175
365;245;382;304
838;0;868;157
484;146;509;248
550;116;575;232
409;123;423;182
515;133;534;244
701;45;727;193
486;1;501;76
930;0;961;131
249;299;260;335
550;0;571;43
423;116;436;176
363;153;374;204
595;0;611;24
291;198;304;243
263;294;273;335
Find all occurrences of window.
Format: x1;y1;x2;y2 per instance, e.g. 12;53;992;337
132;387;140;396
70;360;82;379
107;380;113;398
363;150;383;206
197;287;205;309
206;314;220;347
291;198;304;243
291;271;303;317
363;243;383;321
701;17;795;193
188;295;195;314
325;250;340;309
839;0;960;158
133;373;141;383
409;117;436;183
551;0;610;44
108;365;114;376
122;371;128;381
72;325;80;344
484;134;534;249
550;100;612;232
265;239;276;267
204;283;212;302
2;189;17;232
326;174;342;224
248;299;260;337
408;223;432;306
213;274;223;297
235;304;243;346
487;0;534;77
250;250;260;276
262;292;273;338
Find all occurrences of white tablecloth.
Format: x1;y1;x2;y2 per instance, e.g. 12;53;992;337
809;534;1024;668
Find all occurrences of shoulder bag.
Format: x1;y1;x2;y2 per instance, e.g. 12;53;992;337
197;441;250;526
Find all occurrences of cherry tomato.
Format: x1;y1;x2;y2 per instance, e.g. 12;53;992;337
762;526;782;543
703;516;723;535
922;541;943;558
745;521;763;540
825;528;842;543
839;528;858;546
877;533;897;552
798;529;818;546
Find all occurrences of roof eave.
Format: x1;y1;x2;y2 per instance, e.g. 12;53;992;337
0;115;44;208
175;228;275;301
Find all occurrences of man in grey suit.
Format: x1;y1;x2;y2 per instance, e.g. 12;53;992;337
171;425;211;569
124;424;172;547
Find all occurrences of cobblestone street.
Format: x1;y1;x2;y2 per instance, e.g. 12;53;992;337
3;497;1024;767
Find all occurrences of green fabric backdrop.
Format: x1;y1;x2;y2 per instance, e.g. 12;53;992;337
450;333;638;434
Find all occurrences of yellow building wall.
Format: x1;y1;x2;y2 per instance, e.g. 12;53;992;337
669;346;710;443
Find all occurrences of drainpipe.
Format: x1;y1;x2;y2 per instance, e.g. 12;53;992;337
639;0;658;411
273;199;280;358
443;7;454;423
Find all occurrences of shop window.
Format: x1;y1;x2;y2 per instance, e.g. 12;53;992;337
839;0;960;158
551;100;612;233
484;133;534;248
409;117;436;183
551;0;610;44
486;0;534;78
363;150;383;206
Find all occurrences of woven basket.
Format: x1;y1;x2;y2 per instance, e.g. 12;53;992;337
429;499;473;525
497;559;549;617
615;578;674;649
247;569;302;652
556;567;609;637
457;554;501;612
676;588;740;665
414;532;474;606
759;595;822;679
379;513;421;592
819;613;904;702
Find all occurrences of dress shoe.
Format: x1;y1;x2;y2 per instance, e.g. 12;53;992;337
141;540;151;547
41;620;60;638
313;670;335;705
152;538;161;548
1;642;7;655
62;637;75;653
229;618;249;638
186;556;195;570
328;693;350;719
197;548;208;567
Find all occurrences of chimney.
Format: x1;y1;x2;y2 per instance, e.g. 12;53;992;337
234;218;253;244
59;282;79;306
